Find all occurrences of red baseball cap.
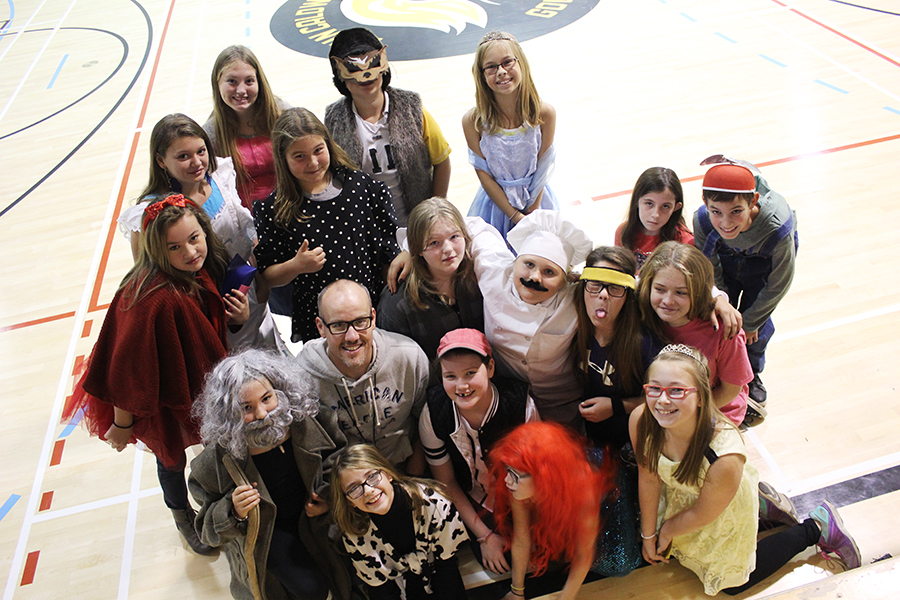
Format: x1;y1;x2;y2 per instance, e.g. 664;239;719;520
702;164;755;194
437;328;492;359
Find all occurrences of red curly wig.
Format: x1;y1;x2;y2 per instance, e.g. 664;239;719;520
489;422;615;575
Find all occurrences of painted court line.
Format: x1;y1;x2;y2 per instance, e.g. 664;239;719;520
45;52;67;88
0;495;21;523
745;0;900;103
0;0;78;124
789;451;900;497
773;304;900;344
745;429;793;492
1;3;176;594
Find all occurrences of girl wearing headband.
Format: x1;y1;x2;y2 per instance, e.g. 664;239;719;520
631;345;860;594
118;113;281;350
638;242;755;427
572;246;661;576
64;196;248;554
463;31;558;240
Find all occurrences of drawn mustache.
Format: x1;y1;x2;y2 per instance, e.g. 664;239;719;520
519;278;549;292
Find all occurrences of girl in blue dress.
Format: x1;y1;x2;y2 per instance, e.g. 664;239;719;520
462;31;558;241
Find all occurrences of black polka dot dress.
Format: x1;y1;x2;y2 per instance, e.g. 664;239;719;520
254;167;400;342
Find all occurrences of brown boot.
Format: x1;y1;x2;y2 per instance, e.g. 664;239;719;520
171;506;215;555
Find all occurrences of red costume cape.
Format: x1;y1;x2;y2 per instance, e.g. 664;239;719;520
64;268;228;467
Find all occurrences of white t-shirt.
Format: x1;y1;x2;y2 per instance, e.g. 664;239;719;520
353;92;405;219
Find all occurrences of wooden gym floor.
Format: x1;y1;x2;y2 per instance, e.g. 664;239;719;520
1;0;898;598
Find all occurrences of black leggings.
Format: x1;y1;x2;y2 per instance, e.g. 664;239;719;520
156;454;188;510
723;518;820;595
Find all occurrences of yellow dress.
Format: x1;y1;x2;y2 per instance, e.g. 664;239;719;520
657;426;760;595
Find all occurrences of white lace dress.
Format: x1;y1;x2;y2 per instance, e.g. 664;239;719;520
657;426;760;595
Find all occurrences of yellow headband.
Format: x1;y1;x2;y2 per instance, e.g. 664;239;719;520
579;267;636;289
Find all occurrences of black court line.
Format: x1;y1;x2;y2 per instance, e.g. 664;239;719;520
0;0;152;218
790;464;900;516
0;27;128;140
826;1;900;17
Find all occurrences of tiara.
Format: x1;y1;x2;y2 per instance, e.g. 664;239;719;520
658;344;707;372
479;31;514;46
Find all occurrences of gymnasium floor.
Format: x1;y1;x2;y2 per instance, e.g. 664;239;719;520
1;0;898;598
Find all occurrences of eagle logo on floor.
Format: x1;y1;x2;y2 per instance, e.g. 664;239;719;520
271;0;601;59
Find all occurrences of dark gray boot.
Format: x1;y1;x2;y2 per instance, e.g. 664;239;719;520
171;506;215;554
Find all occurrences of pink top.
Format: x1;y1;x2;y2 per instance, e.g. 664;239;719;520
615;222;694;271
236;135;276;211
664;317;752;426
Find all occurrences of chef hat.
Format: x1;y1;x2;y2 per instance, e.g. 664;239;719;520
507;210;592;270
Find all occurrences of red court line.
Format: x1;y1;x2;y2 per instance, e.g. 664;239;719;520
586;133;900;203
38;492;53;512
88;0;179;313
771;0;900;69
0;311;76;333
49;440;65;467
20;551;39;585
81;319;92;338
72;355;84;376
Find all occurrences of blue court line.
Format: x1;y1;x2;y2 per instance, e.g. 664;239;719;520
0;494;21;523
245;26;250;37
759;54;787;67
814;79;849;94
47;53;69;89
885;107;900;116
58;407;85;439
3;0;13;31
715;32;737;44
680;12;696;22
245;10;249;18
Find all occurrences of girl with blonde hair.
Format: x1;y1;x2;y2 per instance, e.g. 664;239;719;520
331;445;467;600
462;31;558;240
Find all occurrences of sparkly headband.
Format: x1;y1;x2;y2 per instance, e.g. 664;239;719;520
657;344;710;376
479;32;514;46
580;267;635;289
142;194;197;230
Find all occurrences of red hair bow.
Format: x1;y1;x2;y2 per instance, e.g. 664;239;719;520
142;194;197;231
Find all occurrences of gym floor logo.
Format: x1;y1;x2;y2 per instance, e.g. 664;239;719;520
271;0;602;60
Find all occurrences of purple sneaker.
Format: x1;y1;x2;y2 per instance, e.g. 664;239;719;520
809;501;861;570
758;481;799;528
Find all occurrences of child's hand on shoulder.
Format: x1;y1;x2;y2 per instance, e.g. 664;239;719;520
224;289;250;325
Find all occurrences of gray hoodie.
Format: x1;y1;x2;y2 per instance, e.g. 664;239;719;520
694;177;797;332
296;328;428;466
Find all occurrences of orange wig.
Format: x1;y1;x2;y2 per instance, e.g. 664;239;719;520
489;422;615;575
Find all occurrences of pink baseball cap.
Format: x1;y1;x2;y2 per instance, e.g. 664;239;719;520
437;328;493;359
702;164;755;194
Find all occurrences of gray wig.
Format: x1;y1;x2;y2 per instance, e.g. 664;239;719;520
194;349;319;458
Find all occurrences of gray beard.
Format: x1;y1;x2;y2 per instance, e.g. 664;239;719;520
243;403;294;450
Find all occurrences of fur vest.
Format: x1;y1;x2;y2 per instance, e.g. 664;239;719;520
326;87;434;216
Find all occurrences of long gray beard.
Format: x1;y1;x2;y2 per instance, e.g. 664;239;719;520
244;403;294;450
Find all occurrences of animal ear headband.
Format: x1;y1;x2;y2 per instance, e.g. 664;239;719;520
332;47;389;83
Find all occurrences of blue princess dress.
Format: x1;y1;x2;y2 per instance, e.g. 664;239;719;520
467;123;559;240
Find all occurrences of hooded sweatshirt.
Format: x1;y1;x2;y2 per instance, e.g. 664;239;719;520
694;176;797;333
296;328;429;466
